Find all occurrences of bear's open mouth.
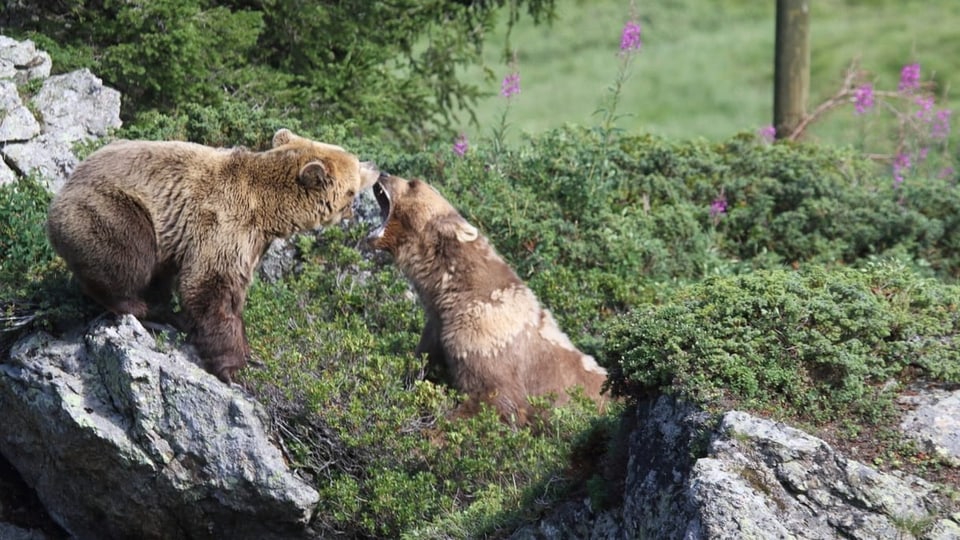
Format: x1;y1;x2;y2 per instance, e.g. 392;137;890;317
368;180;391;240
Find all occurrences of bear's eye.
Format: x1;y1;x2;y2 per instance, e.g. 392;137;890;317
346;189;355;198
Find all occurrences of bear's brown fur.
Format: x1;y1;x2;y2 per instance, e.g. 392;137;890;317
367;174;608;424
47;128;379;382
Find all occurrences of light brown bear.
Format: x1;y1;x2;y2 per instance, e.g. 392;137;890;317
367;173;608;424
47;128;379;382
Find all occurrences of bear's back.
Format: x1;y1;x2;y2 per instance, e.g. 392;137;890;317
66;140;226;191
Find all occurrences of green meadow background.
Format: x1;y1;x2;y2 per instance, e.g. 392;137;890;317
458;0;960;147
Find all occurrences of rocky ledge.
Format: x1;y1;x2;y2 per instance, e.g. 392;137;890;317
0;316;318;540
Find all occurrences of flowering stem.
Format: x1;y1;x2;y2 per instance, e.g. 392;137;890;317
784;61;924;141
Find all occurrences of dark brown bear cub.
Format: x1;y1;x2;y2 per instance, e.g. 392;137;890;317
47;129;379;382
367;173;608;424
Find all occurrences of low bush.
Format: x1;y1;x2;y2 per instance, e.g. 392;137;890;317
603;261;960;423
0;176;94;350
242;225;608;537
366;126;960;347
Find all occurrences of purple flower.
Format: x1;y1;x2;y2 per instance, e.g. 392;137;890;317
758;125;776;142
620;20;642;52
853;84;874;115
892;152;911;187
898;63;920;93
915;96;935;119
938;166;955;180
932;109;951;139
709;196;727;218
452;133;469;157
500;72;521;99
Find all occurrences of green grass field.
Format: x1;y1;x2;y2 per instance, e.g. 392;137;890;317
456;0;960;149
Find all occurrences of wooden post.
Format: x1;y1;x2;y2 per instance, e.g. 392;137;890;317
773;0;810;139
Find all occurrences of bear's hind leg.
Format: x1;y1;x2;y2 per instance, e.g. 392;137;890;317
56;194;160;320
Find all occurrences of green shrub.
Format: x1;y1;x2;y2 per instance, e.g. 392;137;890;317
9;1;556;143
603;261;960;423
0;177;94;347
241;224;607;537
117;100;306;148
0;176;54;286
365;126;960;354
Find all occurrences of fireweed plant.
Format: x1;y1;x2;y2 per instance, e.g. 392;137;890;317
452;132;469;157
491;57;522;155
766;60;955;188
585;9;643;194
598;14;642;134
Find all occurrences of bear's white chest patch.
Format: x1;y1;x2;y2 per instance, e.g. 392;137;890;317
444;285;539;357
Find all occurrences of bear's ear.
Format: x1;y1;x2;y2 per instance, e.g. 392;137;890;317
298;161;330;189
436;215;478;243
272;128;296;147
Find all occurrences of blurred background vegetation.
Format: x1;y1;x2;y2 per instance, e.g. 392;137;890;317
1;0;557;146
4;0;957;147
459;0;960;146
1;0;959;537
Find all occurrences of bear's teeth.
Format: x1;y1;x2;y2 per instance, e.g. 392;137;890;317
369;223;385;239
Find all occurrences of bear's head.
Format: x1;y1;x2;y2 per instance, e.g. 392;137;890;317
270;128;379;227
366;173;478;264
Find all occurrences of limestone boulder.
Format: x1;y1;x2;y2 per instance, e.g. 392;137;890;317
0;316;320;540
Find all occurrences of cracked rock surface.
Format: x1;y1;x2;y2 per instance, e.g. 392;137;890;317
0;315;319;540
513;397;960;540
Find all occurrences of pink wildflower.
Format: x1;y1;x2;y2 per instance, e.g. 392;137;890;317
709;196;727;218
853;84;874;115
915;96;935;120
938;166;955;180
758;125;776;142
500;72;521;99
892;152;911;187
898;63;921;93
931;109;951;140
620;20;642;52
452;133;469;157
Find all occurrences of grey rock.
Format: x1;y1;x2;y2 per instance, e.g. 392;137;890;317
353;187;382;227
900;387;960;466
619;396;713;539
0;159;16;187
31;68;121;143
0;36;52;83
1;134;77;192
924;515;960;540
0;80;41;142
692;410;940;540
259;238;299;283
0;315;319;540
518;397;956;540
509;499;621;540
0;38;121;190
0;522;48;540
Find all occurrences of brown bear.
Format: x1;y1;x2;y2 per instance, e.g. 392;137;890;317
46;128;379;382
367;173;608;424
